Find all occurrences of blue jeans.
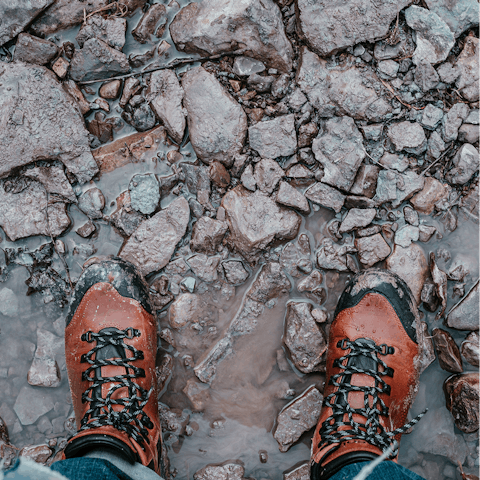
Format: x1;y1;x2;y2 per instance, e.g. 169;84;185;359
3;457;425;480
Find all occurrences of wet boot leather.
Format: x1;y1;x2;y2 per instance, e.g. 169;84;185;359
311;269;426;480
63;257;164;475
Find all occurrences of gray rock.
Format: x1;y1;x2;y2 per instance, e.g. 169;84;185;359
436;62;460;84
249;115;297;159
0;288;19;317
446;280;479;331
414;63;440;91
379;153;409;172
128;173;160;215
280;235;312;278
442;103;470;142
70;38;129;83
187;254;221;282
445;144;479;185
420;104;444;130
233;57;265;77
191;217;228;255
132;3;167;44
27;329;62;388
386;243;429;304
240;164;256;191
361;124;383;142
394;225;420;248
377;60;399;78
312;117;366;191
276;181;310;215
392;170;425;208
254;158;284;194
222;260;249;285
297;47;392;121
355;233;391;268
418;224;437;242
0;179;70;241
404;206;419;226
76;14;126;50
0;0;54;47
428;131;447;159
372;170;397;205
304;182;346;213
424;0;479;38
297;270;323;296
349;165;379;199
405;6;455;65
316;238;355;272
0;62;98;183
273;385;322;452
13;385;54;425
14;33;58;65
247;74;274;93
284;302;327;374
455;36;479;102
465;109;479;125
182;67;247;165
22;162;76;202
221;186;301;263
129;103;157;133
271;74;290;98
339;208;376;234
387;121;427;154
194;461;247;480
120;196;190;276
458;124;480;144
169;0;293;72
78;188;105;220
148;70;185;144
296;0;411;57
461;332;479;367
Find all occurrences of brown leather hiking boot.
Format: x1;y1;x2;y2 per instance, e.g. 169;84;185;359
63;257;164;475
311;269;426;480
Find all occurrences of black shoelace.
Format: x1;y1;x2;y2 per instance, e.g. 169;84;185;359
79;328;153;447
318;338;426;459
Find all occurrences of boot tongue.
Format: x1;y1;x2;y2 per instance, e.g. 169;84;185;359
93;327;130;416
335;337;378;421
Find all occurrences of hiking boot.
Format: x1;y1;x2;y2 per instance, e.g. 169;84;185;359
311;269;426;480
63;257;164;475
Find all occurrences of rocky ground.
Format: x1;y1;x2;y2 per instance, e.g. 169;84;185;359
0;0;478;479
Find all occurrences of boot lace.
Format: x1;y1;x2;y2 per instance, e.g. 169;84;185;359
318;338;426;458
79;328;154;447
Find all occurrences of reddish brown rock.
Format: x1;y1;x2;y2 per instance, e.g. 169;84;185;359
444;373;479;433
209;161;231;188
410;177;450;215
20;444;54;464
14;33;59;65
461;332;479;367
276;181;310;215
432;328;463;373
446;280;479;331
132;3;167;43
92;126;167;173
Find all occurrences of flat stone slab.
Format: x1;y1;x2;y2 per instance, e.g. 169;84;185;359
0;62;98;183
169;0;293;72
296;0;411;57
